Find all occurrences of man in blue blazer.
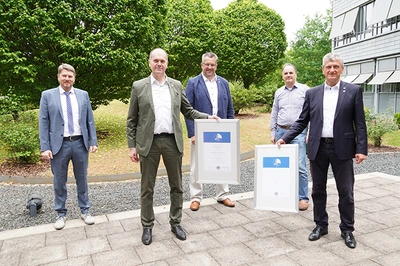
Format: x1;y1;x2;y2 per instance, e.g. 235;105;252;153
185;52;235;211
39;63;98;230
277;53;368;249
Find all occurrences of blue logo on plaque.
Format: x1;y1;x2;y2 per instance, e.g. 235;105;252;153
263;157;289;168
203;132;230;143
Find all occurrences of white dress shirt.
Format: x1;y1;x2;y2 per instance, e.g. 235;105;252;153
321;81;340;138
59;87;81;137
202;73;218;116
150;75;173;134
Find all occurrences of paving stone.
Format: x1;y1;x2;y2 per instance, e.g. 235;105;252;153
19;244;66;266
165;250;219;266
323;238;383;264
184;205;222;220
354;190;375;201
286;246;348;266
209;225;256;245
0;251;20;266
271;213;312;231
85;220;124;238
242;219;288;238
91;246;141;266
208;242;262;266
67;236;111;258
357;231;400;254
349;260;382;266
182;218;220;234
172;232;220;253
46;227;86;246
278;228;337;250
245;236;298;258
107;230;142;249
364;208;400;227
359;186;394;197
248;255;300;266
1;233;45;253
42;256;93;266
212;200;249;214
210;212;250;228
119;217;142;232
141;260;169;266
239;208;281;222
374;195;400;209
371;250;400;266
134;239;183;264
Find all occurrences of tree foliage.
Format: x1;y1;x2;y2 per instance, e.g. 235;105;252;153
165;0;215;82
0;0;167;109
286;10;332;87
213;0;287;89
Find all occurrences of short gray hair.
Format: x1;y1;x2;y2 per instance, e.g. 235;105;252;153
202;52;218;63
58;63;76;75
282;63;297;73
322;53;344;68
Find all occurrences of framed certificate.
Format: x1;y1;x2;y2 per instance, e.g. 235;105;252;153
194;119;240;184
254;144;299;212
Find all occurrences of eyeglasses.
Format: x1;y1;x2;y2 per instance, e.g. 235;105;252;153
202;63;217;67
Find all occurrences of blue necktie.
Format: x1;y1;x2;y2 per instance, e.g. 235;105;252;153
65;91;74;135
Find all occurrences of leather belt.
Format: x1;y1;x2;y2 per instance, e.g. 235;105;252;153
154;133;174;137
63;135;83;141
321;137;334;144
278;124;291;130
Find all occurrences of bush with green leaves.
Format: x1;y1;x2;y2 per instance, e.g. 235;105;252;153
229;82;257;115
394;112;400;129
0;111;40;163
365;108;398;147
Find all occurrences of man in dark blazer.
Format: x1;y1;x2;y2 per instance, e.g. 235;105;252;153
277;53;368;249
39;63;98;230
127;48;217;245
185;52;235;211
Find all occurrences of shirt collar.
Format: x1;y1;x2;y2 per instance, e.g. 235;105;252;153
324;80;340;90
150;74;168;85
202;73;217;83
59;86;75;95
285;83;298;90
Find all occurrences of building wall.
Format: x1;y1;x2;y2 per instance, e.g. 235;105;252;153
333;0;367;17
335;31;400;63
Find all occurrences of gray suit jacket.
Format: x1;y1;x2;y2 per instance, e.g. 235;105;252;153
39;87;98;155
126;76;208;156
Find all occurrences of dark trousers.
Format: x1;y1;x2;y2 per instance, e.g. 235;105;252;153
310;141;355;232
139;134;183;228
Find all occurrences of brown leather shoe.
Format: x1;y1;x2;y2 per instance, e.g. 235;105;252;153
218;198;235;207
299;200;309;211
190;201;200;211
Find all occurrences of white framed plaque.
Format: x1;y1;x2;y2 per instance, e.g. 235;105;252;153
254;144;299;212
194;119;240;184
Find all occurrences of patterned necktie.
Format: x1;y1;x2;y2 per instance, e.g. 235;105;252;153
65;91;74;135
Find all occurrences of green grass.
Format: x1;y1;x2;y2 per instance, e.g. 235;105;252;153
382;130;400;146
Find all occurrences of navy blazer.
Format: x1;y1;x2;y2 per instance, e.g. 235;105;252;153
282;81;368;161
39;87;98;155
184;74;235;138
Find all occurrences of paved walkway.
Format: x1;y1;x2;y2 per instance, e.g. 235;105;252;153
1;172;400;266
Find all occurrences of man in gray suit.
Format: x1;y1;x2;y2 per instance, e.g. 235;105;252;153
39;63;98;230
127;48;217;245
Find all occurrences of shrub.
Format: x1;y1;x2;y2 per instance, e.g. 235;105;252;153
229;81;257;115
365;108;398;147
0;111;40;163
394;112;400;129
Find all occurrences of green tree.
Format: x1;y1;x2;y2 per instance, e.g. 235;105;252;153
287;10;332;87
165;0;215;82
0;0;167;110
213;0;286;89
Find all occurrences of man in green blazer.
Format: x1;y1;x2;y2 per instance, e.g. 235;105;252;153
127;48;217;245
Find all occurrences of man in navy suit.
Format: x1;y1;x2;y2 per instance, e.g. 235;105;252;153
185;52;235;211
39;63;98;230
277;53;368;248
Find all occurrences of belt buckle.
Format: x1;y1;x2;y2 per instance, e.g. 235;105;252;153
69;136;73;141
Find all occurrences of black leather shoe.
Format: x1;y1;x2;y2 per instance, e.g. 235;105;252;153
308;226;328;241
171;225;186;240
341;231;356;248
142;228;152;245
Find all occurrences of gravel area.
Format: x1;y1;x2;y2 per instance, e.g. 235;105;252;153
1;152;399;232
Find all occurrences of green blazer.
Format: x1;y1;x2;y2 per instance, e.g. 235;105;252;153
127;76;208;156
